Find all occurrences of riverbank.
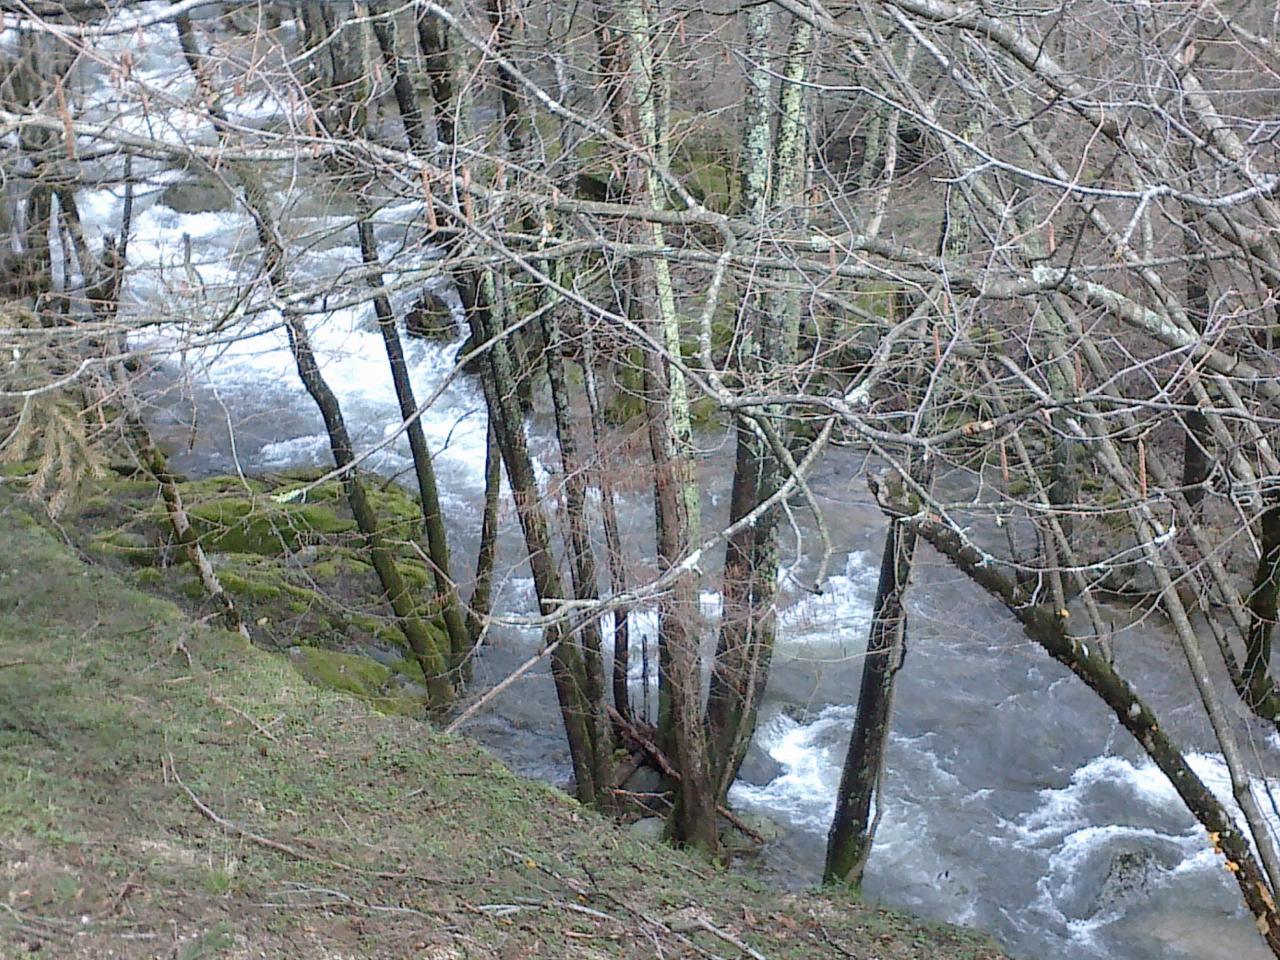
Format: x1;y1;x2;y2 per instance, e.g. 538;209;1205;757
0;489;1007;958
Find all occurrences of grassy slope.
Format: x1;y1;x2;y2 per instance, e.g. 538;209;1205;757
0;495;1006;960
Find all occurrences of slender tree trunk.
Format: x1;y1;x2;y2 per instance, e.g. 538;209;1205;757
539;298;614;798
175;10;452;704
582;339;632;721
468;421;501;646
415;11;455;148
459;269;605;804
1246;497;1280;708
357;217;472;676
614;0;717;851
1182;201;1213;510
707;3;773;794
825;476;921;886
708;13;812;801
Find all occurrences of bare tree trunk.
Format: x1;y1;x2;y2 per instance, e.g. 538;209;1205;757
708;13;812;801
1181;200;1213;511
174;9;452;704
539;299;614;800
459;268;607;804
468;421;501;647
582;332;632;721
614;0;717;851
357;217;472;678
825;472;922;886
707;1;774;797
1246;497;1280;709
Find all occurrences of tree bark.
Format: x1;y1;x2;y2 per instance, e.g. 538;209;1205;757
614;0;717;851
175;10;452;705
825;475;921;886
357;216;472;677
468;421;501;647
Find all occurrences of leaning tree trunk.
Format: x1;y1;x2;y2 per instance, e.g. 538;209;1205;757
825;471;922;886
356;217;472;677
910;510;1280;955
459;268;609;805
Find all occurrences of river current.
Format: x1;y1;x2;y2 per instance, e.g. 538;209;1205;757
57;12;1280;955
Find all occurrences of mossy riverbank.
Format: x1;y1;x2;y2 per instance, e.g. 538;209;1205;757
0;484;1007;958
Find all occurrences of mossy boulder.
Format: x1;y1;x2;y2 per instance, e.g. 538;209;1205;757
64;468;448;709
87;530;154;566
183;496;358;555
404;290;458;341
286;646;423;714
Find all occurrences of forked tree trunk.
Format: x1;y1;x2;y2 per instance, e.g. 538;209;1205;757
459;269;610;804
708;13;812;801
612;0;717;851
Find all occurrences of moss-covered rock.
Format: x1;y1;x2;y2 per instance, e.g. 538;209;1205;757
286;646;423;715
182;495;357;555
87;530;154;566
61;468;448;714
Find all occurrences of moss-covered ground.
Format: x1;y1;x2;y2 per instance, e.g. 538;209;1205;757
0;491;1006;959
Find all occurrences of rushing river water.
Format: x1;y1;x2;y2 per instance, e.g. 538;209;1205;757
126;292;1275;960
57;12;1280;956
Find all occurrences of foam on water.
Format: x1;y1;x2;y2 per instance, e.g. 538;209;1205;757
98;180;494;497
776;550;877;653
726;545;1277;959
730;705;852;831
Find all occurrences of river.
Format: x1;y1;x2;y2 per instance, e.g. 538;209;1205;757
59;11;1280;956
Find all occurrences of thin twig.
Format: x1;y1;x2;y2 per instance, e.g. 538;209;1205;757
164;753;444;882
443;640;560;735
210;694;279;742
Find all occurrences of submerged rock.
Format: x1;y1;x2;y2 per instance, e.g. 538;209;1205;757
737;749;784;787
160;173;236;214
404;290;458;341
